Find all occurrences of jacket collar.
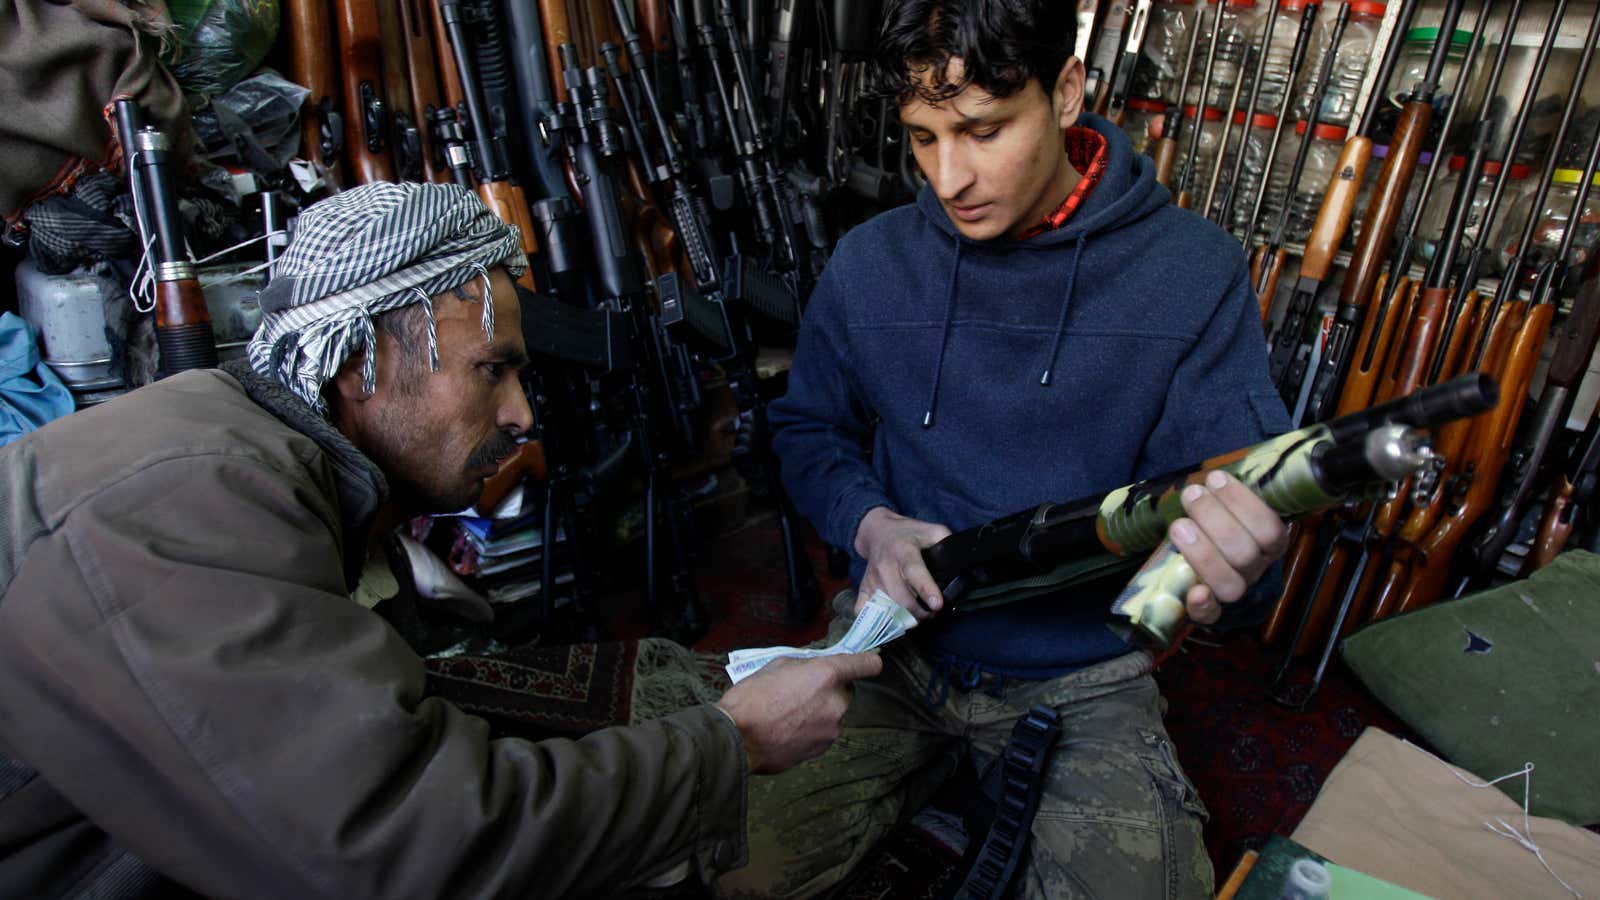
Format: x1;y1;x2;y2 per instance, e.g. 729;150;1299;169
221;359;388;590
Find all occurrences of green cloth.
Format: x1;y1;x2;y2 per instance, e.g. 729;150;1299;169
1341;549;1600;825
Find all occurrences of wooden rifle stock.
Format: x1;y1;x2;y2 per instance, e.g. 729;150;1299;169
1154;138;1178;189
285;0;344;187
429;0;468;112
636;0;671;52
1251;246;1286;323
542;0;580;85
377;0;426;181
479;440;548;513
1391;300;1555;613
400;0;450;182
335;0;396;183
1532;476;1578;569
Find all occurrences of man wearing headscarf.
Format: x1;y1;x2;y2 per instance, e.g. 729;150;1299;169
0;183;880;898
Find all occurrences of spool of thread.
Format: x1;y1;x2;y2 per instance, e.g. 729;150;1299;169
1278;858;1332;900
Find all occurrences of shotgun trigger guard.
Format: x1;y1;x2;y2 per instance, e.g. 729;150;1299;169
1410;452;1447;506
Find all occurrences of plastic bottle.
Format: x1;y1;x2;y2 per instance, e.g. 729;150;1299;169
1292;1;1387;126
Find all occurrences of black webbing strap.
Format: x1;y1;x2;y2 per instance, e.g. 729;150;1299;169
951;705;1061;900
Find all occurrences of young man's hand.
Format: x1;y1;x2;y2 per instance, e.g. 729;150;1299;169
1169;470;1289;624
852;507;952;621
716;652;883;774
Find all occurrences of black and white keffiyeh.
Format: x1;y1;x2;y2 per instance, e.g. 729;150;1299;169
248;182;526;412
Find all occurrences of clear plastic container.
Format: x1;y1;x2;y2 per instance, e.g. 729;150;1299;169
1121;97;1169;156
1350;144;1433;240
1174;103;1228;195
1417;156;1534;270
1291;0;1387;127
1387;26;1488;124
1258;121;1347;243
1132;0;1196;103
1255;0;1315;115
1495;169;1600;272
1482;26;1588;165
1183;0;1264;111
1206;110;1281;232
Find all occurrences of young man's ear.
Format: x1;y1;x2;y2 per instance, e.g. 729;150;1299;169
1052;57;1087;129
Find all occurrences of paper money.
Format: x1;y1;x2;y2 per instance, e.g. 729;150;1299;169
725;591;918;684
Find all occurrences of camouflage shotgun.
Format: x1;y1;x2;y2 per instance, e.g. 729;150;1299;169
921;375;1497;648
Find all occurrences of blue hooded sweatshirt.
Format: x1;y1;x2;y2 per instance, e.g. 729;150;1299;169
770;113;1292;680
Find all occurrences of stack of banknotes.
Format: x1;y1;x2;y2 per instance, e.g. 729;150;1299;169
725;591;918;684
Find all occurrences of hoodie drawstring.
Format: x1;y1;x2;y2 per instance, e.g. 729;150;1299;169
922;240;963;428
1040;234;1085;386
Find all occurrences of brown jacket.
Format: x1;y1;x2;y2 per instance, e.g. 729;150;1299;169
0;364;748;898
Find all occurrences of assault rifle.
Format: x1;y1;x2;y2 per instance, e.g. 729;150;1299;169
547;39;708;637
285;0;345;187
922;375;1498;648
113;99;219;376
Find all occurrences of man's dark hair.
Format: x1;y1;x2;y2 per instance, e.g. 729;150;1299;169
875;0;1078;105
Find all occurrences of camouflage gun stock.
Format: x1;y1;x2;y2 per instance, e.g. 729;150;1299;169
922;375;1498;648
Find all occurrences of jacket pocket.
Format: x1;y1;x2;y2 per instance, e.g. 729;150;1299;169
1137;729;1209;821
1248;390;1294;437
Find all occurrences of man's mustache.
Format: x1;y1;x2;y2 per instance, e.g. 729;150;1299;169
467;432;521;472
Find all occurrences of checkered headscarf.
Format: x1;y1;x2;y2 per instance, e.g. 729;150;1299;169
248;182;527;412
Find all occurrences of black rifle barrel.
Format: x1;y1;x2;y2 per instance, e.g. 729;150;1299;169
1481;1;1600;363
1244;7;1318;247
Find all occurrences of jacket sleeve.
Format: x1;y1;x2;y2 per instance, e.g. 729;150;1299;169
1135;257;1293;478
769;260;896;556
0;454;747;900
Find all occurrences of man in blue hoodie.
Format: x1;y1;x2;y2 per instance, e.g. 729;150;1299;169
716;1;1294;897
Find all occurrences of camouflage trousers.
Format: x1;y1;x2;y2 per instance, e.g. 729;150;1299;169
715;631;1212;899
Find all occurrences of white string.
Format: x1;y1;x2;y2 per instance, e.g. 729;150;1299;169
1406;741;1582;898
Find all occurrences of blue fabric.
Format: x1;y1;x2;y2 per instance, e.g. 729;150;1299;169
0;313;74;446
771;113;1293;678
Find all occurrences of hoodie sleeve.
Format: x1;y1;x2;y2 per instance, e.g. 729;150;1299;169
769;261;896;556
1135;257;1292;478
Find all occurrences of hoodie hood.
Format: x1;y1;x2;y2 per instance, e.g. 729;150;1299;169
913;113;1173;425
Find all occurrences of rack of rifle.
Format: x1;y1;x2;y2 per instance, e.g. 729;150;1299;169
1077;0;1600;704
282;0;927;635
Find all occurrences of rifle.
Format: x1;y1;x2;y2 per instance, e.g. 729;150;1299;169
1175;0;1231;208
1256;4;1349;361
1217;4;1281;233
1202;2;1265;225
1239;7;1319;245
435;0;541;292
922;375;1497;648
284;0;345;188
376;0;426;181
398;0;450;182
549;39;707;637
1531;402;1600;571
113;100;219;376
1104;0;1154;124
1152;6;1203;189
702;0;803;280
503;0;574;200
1087;0;1133;117
1383;12;1600;615
1293;0;1428;425
335;0;396;183
1468;247;1600;578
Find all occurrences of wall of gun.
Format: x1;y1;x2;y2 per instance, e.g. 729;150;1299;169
1074;0;1600;695
270;0;938;638
88;0;1600;645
